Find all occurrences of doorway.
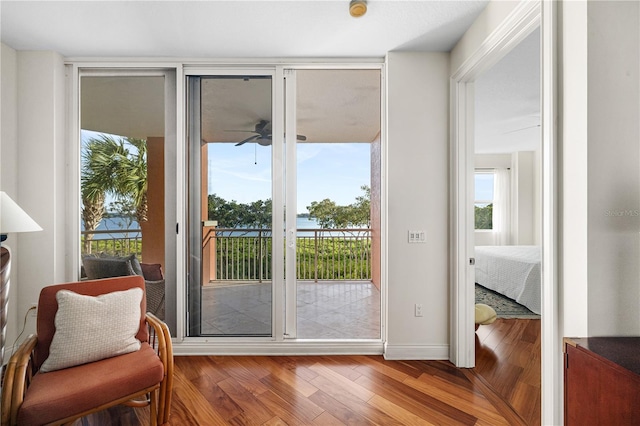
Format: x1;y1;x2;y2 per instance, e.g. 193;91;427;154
472;26;542;424
186;67;382;341
450;1;559;423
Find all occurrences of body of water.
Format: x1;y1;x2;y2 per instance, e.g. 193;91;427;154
82;216;140;240
84;216;366;239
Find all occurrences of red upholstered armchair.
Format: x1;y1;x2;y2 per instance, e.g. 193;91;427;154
0;276;173;426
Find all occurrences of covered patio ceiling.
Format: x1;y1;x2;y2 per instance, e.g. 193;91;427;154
81;69;381;144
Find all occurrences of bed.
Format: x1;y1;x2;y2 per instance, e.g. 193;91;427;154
474;245;541;315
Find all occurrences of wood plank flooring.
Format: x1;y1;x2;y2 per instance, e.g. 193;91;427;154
473;318;541;426
72;319;541;425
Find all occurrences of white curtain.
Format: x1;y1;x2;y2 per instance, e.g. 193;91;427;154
492;168;511;245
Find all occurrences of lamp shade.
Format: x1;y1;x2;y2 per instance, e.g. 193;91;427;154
0;191;42;235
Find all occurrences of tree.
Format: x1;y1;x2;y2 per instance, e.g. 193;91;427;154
81;134;148;252
307;185;371;229
116;137;148;224
81;186;105;253
207;194;272;228
307;199;340;228
475;203;493;230
107;199;137;229
350;185;371;227
206;185;370;230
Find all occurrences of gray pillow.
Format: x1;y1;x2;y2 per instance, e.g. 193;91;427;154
127;254;144;277
83;256;135;279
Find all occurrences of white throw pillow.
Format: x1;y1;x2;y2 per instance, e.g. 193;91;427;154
40;288;143;372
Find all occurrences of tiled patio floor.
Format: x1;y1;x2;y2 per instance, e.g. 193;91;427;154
200;281;380;339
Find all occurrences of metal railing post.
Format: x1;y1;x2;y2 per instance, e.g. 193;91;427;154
314;229;319;283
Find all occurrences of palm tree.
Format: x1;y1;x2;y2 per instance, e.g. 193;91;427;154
81;134;148;253
81;185;105;254
115;137;148;224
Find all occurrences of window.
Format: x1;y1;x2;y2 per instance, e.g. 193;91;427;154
474;172;494;229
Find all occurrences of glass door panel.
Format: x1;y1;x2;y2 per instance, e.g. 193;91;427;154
79;73;173;330
288;69;382;339
188;75;273;337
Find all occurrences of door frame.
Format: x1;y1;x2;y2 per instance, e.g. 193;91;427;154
449;0;560;423
179;63;386;353
184;68;282;341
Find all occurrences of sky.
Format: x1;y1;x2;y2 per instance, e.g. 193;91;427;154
475;173;494;204
209;142;370;214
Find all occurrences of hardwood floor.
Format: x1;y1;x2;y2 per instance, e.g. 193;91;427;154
72;319;541;425
474;318;542;426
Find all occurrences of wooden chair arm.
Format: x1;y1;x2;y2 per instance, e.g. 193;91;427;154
145;313;173;425
1;335;38;426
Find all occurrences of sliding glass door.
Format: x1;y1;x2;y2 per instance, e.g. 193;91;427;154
186;67;381;341
79;70;176;333
285;69;382;340
187;73;274;337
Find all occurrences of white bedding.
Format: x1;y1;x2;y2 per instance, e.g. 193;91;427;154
474;245;541;315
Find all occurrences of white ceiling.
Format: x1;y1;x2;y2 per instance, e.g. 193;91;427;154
475;27;541;154
3;1;541;154
1;1;489;58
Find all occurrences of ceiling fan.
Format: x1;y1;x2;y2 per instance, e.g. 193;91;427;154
226;120;307;146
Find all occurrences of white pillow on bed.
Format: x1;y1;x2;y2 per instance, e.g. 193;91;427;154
40;288;142;372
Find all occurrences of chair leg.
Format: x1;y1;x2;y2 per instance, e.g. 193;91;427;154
149;389;158;426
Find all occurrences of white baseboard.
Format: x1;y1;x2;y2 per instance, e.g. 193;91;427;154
383;343;449;360
172;339;384;356
172;339;449;360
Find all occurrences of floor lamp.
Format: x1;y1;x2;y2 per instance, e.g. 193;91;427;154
0;191;42;368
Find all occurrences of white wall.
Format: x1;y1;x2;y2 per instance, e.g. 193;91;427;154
561;0;640;338
1;49;68;347
585;0;640;336
385;52;450;359
1;43;20;350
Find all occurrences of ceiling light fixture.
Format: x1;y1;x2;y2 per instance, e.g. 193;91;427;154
349;0;367;18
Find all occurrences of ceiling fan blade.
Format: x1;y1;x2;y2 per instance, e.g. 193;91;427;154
255;119;270;133
235;134;260;146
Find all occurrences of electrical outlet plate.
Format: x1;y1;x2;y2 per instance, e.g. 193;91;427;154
415;303;423;317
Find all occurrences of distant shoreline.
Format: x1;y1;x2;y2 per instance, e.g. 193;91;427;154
83;215;365;240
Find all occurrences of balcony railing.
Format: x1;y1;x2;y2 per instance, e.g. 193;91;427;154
82;227;372;282
209;228;372;282
81;229;142;258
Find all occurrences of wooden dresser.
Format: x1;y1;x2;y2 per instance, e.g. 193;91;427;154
564;337;640;425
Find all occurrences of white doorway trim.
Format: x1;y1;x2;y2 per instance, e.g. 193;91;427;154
449;0;560;424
